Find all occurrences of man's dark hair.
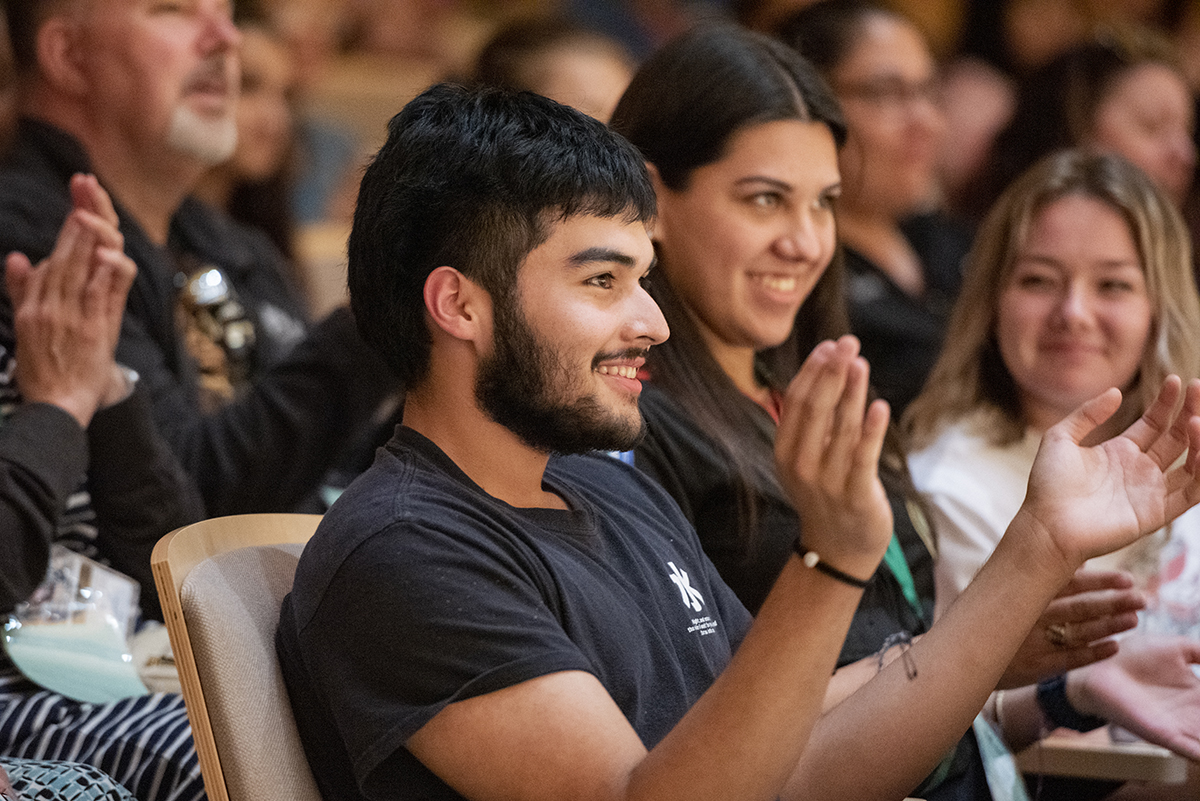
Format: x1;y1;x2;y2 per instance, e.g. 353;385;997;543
348;82;656;387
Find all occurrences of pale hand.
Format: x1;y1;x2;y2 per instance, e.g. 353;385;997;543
7;174;136;428
1021;377;1200;574
774;336;892;580
0;763;15;800
1072;634;1200;760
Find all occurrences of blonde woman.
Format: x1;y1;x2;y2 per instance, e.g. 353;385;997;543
906;150;1200;638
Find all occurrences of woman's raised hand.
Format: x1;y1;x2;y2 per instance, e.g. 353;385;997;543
775;336;892;580
1072;634;1200;760
1021;376;1200;575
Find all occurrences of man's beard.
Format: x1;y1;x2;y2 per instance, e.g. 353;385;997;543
475;293;646;455
168;104;237;166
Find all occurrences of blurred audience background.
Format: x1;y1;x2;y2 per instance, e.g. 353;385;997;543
776;0;972;414
471;16;635;122
29;0;1176;325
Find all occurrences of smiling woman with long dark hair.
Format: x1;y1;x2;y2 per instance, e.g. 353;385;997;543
614;23;1200;801
611;24;994;799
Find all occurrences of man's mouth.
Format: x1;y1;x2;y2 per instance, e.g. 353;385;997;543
185;59;234;99
596;364;639;379
593;348;649;381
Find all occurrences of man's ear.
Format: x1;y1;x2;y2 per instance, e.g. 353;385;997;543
423;266;490;343
36;16;89;97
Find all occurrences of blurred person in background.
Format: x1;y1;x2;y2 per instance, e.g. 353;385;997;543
0;174;206;801
907;149;1200;638
935;57;1016;222
778;0;972;413
956;0;1188;78
196;16;300;263
962;30;1195;227
251;0;362;224
0;0;397;520
472;16;636;123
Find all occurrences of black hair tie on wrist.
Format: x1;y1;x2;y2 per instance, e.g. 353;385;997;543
792;540;871;589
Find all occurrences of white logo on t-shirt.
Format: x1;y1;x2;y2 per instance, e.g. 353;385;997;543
667;561;704;612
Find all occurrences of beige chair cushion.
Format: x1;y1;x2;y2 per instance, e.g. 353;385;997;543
181;543;321;801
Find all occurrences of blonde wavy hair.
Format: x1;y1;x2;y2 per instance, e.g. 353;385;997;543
903;149;1200;450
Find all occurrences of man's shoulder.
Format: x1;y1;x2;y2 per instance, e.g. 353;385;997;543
304;436;433;547
285;441;429;621
0;156;69;209
291;431;490;574
293;434;706;586
315;437;668;546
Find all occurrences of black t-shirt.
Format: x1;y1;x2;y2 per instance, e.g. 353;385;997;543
277;427;752;801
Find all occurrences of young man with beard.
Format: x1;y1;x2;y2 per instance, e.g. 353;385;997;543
0;0;397;519
277;83;1200;801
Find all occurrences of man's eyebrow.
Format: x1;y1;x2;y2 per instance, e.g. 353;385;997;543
568;247;639;268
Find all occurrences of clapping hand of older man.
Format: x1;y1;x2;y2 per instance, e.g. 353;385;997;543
6;174;136;428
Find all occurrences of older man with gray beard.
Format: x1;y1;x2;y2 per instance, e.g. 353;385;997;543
0;4;396;795
0;0;397;519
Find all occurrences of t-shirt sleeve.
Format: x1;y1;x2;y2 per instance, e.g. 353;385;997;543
294;519;597;788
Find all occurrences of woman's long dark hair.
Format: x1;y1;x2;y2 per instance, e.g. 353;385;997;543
611;24;853;546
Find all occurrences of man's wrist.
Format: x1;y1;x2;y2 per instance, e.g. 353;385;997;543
1002;508;1080;584
99;363;138;408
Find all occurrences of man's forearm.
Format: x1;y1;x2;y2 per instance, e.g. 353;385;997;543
786;511;1073;801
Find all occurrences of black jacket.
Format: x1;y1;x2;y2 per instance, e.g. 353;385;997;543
0;118;398;518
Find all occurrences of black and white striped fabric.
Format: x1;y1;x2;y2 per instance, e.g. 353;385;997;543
0;665;205;801
0;350;205;801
